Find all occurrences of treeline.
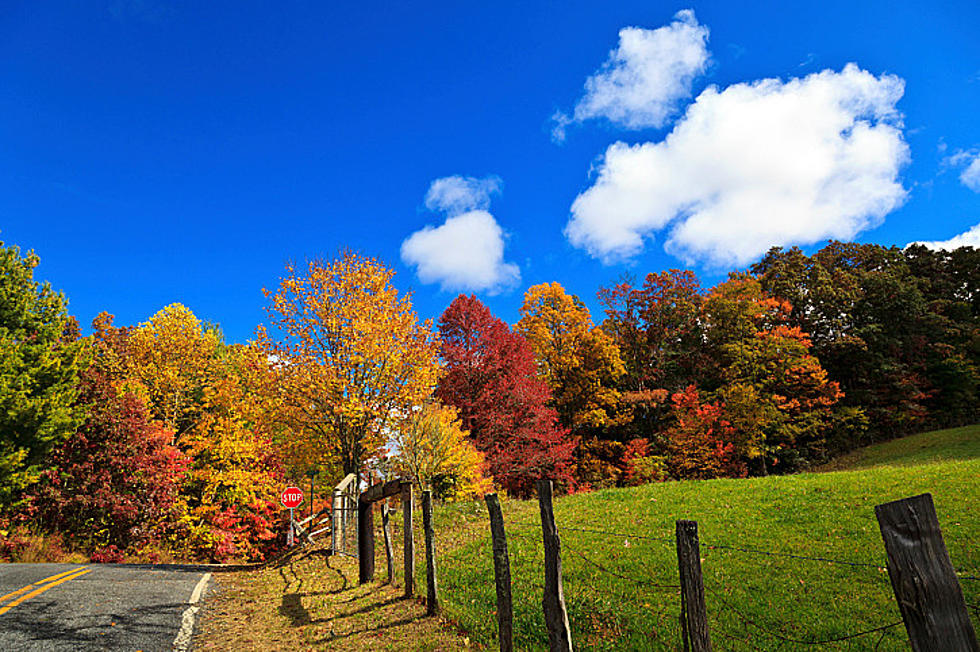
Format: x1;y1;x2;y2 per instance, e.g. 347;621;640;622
501;242;979;490
1;239;977;562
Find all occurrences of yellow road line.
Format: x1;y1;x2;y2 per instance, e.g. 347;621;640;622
0;566;90;605
0;568;92;616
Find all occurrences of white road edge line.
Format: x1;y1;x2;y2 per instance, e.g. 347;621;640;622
172;572;211;652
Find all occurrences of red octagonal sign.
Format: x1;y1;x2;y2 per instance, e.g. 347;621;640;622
280;486;303;509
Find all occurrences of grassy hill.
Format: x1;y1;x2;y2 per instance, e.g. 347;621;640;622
423;424;980;650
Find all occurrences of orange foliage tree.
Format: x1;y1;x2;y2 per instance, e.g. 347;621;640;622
704;276;845;473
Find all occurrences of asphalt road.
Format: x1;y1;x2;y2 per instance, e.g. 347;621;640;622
0;563;211;652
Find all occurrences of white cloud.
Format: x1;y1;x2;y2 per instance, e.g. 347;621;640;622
945;150;980;192
424;175;502;214
553;9;710;141
401;176;519;294
566;63;910;268
908;222;980;250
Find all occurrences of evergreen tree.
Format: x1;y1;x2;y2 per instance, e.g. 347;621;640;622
0;241;84;511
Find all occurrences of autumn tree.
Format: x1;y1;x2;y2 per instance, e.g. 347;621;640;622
703;276;845;472
128;303;222;441
85;309;284;561
516;282;626;432
258;253;442;480
599;270;711;441
391;402;491;501
436;295;576;496
664;385;745;480
752;243;934;440
26;361;188;554
0;241;84;511
599;270;708;393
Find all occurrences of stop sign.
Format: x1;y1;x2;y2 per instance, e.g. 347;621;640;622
280;487;303;509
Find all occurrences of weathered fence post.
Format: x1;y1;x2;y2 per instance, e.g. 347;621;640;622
485;493;514;652
537;479;573;652
875;493;978;651
422;489;439;616
331;489;341;553
402;481;415;598
382;501;394;584
675;520;712;652
358;495;375;584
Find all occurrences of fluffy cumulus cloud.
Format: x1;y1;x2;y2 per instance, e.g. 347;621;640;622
553;9;710;141
401;176;520;294
566;63;910;267
908;222;980;250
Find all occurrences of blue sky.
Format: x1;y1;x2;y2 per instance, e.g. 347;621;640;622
2;1;979;343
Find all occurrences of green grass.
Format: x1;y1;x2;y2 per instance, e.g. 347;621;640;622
407;425;980;651
819;423;980;471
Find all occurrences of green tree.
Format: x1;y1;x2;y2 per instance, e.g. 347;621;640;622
0;241;84;511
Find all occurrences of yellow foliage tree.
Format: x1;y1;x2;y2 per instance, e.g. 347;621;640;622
258;253;442;480
392;402;491;501
128;305;285;561
516;282;627;431
128;303;222;441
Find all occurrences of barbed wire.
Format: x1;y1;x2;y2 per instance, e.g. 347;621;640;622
566;579;680;624
562;540;681;591
700;540;889;572
560;525;676;544
705;584;904;647
513;519;894;573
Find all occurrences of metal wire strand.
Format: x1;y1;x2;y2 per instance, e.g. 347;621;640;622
706;585;905;646
559;525;676;544
701;540;889;572
561;540;681;591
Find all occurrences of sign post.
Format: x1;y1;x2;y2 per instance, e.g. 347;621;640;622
281;486;304;547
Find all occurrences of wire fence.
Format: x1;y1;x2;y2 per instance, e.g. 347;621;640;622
492;507;979;650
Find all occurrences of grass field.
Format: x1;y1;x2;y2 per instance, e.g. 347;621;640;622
415;424;980;650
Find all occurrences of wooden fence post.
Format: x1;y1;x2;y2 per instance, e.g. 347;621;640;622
402;481;414;598
422;489;439;616
875;493;978;651
537;479;573;652
331;489;341;554
358;496;374;584
675;520;712;652
382;501;394;584
485;493;514;652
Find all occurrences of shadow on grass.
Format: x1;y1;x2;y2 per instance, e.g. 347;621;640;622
279;592;312;627
312;615;423;644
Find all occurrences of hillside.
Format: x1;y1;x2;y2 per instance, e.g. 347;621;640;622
818;423;980;471
426;425;980;650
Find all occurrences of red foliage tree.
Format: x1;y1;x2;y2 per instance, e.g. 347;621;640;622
664;385;746;480
25;363;188;555
436;295;577;496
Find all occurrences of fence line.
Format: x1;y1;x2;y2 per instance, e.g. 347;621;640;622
506;520;904;572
